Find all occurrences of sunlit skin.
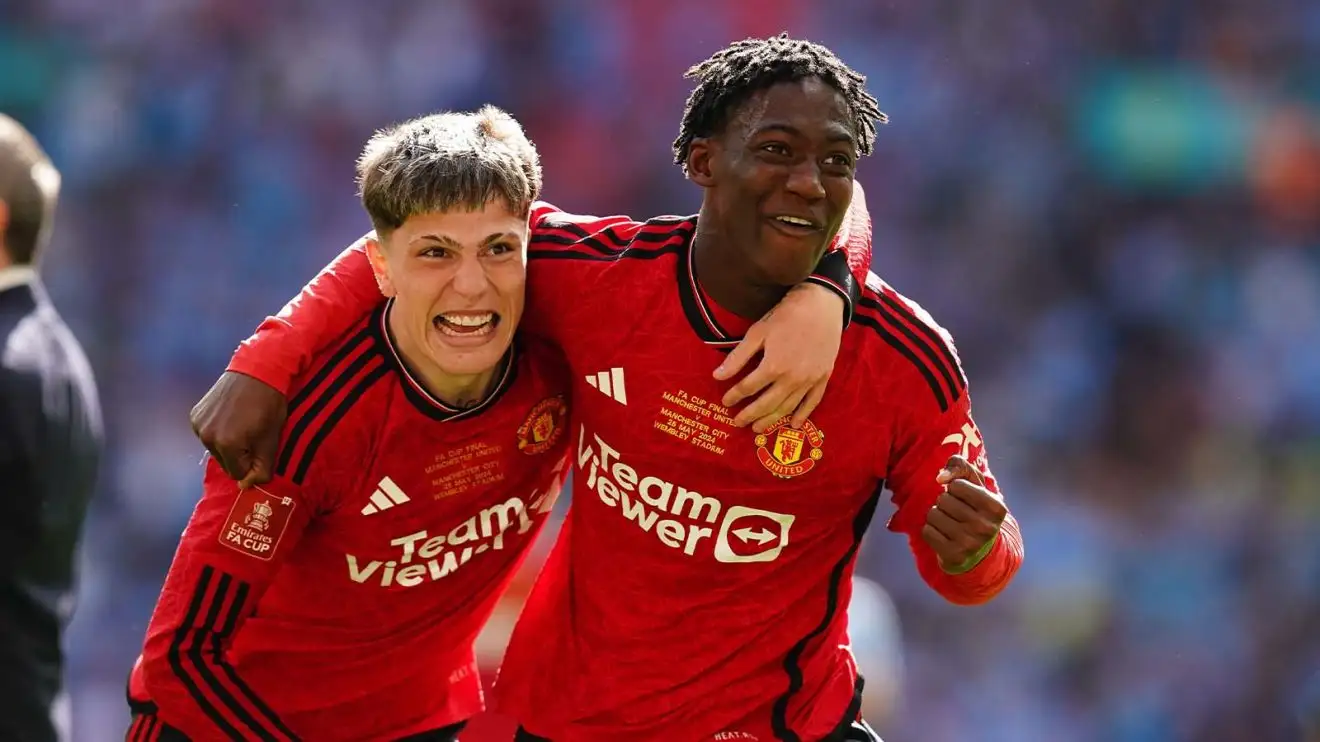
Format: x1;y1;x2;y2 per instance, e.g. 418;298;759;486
365;199;528;407
686;77;859;320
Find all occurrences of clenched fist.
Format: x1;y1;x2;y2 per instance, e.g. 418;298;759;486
190;371;288;489
921;455;1007;574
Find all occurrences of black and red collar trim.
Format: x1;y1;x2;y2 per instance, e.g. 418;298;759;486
371;300;518;422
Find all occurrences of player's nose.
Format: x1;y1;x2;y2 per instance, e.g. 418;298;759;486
450;256;491;298
784;160;826;202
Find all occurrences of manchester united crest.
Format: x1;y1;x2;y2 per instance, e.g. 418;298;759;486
754;418;824;478
517;395;568;455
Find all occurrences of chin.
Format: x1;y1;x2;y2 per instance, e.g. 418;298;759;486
759;261;818;289
426;333;514;378
751;248;822;288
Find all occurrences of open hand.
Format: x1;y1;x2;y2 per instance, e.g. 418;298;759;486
714;283;844;433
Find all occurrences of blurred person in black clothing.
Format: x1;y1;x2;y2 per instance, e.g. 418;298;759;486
0;114;103;742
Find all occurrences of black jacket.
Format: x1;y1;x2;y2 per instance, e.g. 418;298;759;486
0;274;102;742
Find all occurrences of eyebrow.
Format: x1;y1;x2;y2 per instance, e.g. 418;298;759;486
412;231;522;248
752;122;857;147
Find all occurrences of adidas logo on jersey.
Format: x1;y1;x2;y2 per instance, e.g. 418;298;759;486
585;367;628;405
361;476;410;515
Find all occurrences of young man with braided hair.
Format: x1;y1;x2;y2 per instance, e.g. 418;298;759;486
188;35;1022;742
495;35;1023;742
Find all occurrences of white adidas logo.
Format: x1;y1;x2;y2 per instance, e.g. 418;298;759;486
361;476;411;515
585;367;627;405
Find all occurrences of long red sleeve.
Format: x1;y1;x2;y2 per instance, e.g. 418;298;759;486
136;461;311;739
227;238;381;395
913;512;1024;605
884;370;1024;605
840;181;873;285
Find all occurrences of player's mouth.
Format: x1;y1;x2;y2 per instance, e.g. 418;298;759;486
433;311;500;340
767;214;823;238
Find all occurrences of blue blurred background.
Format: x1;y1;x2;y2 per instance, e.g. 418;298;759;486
4;0;1320;740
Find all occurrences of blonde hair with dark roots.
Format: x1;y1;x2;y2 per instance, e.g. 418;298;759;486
356;105;542;236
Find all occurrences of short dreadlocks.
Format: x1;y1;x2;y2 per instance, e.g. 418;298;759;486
673;34;887;174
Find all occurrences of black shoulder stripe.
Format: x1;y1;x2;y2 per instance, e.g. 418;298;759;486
276;345;384;479
543;217;693;242
290;360;391;485
530;230;620;256
853;313;951;412
286;326;372;414
873;293;966;389
532;221;691;257
858;297;963;406
528;242;684;263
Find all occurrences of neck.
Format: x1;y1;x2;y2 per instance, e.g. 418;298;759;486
419;366;500;409
387;309;501;408
691;217;787;320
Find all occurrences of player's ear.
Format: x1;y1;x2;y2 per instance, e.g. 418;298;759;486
364;237;396;298
686;138;717;187
518;218;532;262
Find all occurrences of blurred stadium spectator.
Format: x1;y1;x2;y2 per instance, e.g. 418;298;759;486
0;113;102;742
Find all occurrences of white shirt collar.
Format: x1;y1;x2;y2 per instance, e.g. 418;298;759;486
0;265;37;293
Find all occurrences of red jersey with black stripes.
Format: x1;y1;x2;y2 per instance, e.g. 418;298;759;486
210;193;1000;742
488;214;1023;741
127;301;570;742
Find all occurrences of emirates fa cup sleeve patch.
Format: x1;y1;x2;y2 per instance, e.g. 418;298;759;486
219;486;296;561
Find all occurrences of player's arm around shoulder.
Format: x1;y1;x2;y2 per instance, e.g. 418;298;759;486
229;234;382;396
136;458;315;738
715;181;873;433
864;280;1023;605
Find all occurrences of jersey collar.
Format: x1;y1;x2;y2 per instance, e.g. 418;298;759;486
373;300;518;422
675;233;744;348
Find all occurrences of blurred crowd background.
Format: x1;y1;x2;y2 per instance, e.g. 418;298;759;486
4;0;1319;740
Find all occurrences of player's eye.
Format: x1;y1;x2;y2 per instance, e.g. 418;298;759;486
419;246;453;259
486;242;516;257
823;153;855;170
759;142;790;157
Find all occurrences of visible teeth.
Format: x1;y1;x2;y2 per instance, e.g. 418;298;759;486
776;216;814;227
441;313;493;327
438;322;494;337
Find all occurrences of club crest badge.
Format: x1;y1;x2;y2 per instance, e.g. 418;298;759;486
754;418;824;479
518;395;568;455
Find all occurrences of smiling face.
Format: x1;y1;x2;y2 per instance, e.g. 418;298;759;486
687;76;859;287
367;200;528;382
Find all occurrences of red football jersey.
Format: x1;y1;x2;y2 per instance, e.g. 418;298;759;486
216;195;1019;742
488;210;1023;742
128;301;570;741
